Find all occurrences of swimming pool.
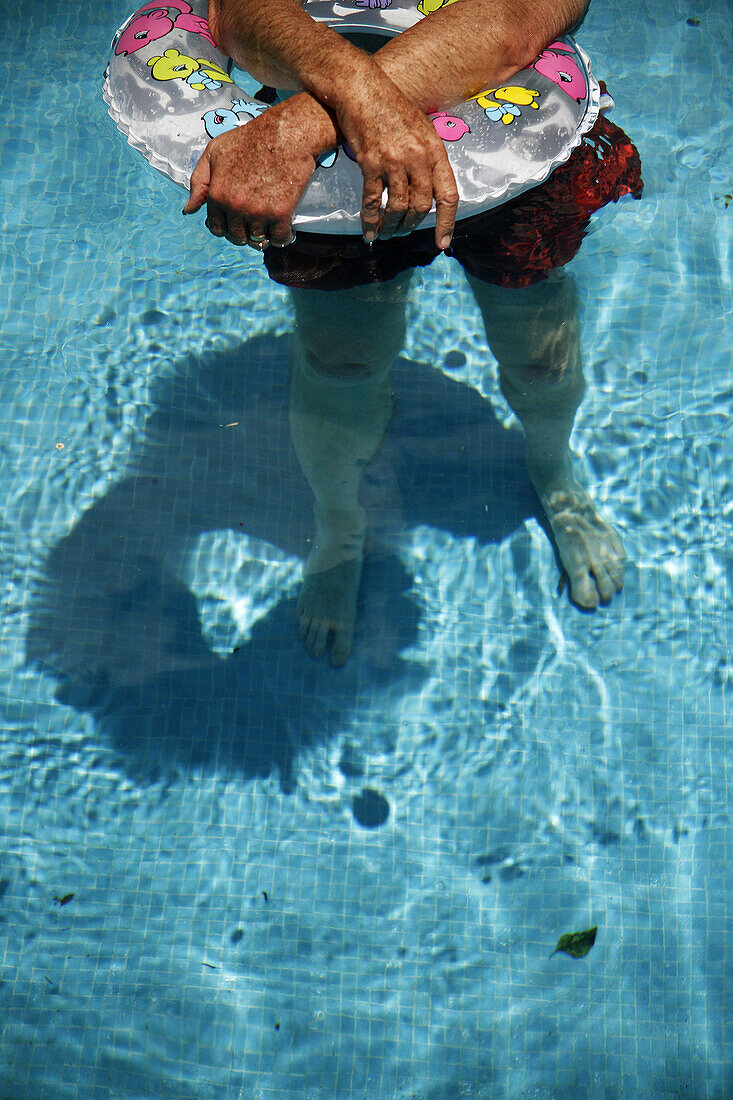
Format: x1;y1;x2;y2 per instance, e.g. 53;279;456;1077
0;1;730;1097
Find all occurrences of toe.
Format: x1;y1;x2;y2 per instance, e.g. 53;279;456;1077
608;529;627;562
331;627;354;667
297;609;310;639
307;619;330;659
570;570;599;609
594;566;618;604
606;557;625;591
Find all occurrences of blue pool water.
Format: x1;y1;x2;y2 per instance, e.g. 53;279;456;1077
0;1;730;1097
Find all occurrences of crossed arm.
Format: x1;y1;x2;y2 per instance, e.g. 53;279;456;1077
184;0;589;247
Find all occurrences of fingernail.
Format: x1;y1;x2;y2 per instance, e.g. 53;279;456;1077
440;234;452;250
363;231;376;245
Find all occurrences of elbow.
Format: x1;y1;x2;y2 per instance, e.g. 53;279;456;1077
206;0;284;84
207;2;225;51
208;1;243;56
491;0;591;80
564;0;591;36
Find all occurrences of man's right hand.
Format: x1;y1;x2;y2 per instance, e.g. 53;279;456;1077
183;98;324;248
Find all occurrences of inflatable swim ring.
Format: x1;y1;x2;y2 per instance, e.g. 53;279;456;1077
103;0;606;234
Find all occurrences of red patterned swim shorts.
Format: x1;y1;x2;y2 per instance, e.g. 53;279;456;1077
264;107;643;293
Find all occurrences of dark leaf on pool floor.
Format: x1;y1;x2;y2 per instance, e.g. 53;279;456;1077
550;925;597;958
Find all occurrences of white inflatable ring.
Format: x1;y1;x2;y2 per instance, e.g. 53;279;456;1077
103;0;604;234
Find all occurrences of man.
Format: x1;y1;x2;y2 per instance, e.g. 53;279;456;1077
185;0;640;665
187;0;591;247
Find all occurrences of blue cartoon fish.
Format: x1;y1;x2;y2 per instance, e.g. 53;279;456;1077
202;98;269;138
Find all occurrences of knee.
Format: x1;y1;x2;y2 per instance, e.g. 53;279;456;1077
295;344;394;384
499;348;585;412
290;278;410;379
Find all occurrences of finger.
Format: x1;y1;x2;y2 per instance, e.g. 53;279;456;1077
184;151;211;215
606;557;625;591
608;530;626;562
269;233;297;249
205;201;226;238
247;220;270;251
397;170;433;236
379;169;409;240
361;166;386;243
269;217;296;248
431;154;459;250
569;569;599;610
225;214;249;247
297;610;310;639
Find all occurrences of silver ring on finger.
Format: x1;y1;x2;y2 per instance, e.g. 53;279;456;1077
269;231;297;249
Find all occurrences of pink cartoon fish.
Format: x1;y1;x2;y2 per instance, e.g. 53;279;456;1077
115;1;217;56
429;112;470;141
532;41;586;102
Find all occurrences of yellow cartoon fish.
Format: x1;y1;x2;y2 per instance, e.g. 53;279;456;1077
417;0;458;16
147;49;233;90
473;86;540;124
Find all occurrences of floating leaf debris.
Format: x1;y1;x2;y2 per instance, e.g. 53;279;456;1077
550;926;597;958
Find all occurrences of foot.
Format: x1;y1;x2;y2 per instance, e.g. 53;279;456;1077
296;506;366;666
531;469;625;609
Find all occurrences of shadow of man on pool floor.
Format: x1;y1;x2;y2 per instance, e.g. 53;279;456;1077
25;317;572;787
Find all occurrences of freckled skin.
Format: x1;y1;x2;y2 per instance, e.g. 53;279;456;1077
187;100;328;245
186;71;458;246
193;0;588;245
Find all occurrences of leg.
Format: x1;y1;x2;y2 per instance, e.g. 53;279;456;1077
288;271;412;664
467;271;625;608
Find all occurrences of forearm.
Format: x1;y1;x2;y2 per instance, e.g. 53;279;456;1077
373;0;590;112
211;0;588;107
200;0;588;245
207;0;589;161
209;0;380;157
209;0;374;98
